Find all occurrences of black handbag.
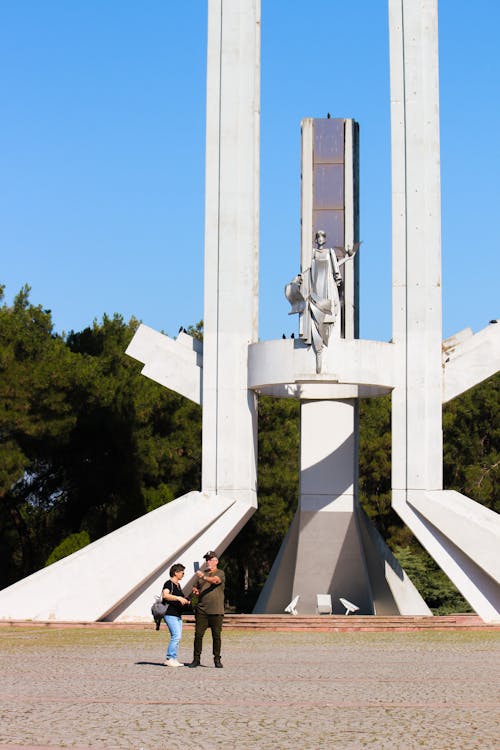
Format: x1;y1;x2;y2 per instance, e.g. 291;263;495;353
151;597;168;630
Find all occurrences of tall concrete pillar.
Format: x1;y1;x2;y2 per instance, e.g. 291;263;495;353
292;399;374;614
202;0;260;507
389;0;443;496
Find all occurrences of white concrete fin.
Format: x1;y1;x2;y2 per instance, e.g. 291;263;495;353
407;490;500;583
442;323;500;402
442;327;474;351
176;330;203;354
126;323;202;404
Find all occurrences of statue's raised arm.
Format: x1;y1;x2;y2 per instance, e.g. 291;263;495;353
334;241;362;266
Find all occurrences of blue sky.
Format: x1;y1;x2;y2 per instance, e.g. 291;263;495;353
1;1;498;344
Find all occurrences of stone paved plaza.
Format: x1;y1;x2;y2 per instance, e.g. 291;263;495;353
0;625;499;750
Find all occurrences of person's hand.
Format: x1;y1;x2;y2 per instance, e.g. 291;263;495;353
179;597;190;606
192;587;200;596
196;569;205;579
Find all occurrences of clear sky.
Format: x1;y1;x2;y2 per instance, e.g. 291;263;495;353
1;1;498;344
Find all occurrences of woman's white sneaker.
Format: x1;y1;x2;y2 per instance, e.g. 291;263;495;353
164;658;183;667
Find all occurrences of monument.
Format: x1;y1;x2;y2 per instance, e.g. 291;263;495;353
253;115;430;616
0;0;498;623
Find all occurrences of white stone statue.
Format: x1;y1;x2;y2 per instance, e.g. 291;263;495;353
285;230;359;373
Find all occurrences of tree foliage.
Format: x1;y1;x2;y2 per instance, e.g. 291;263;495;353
0;287;201;587
357;376;499;613
443;374;499;513
45;530;91;567
0;284;497;615
224;395;300;610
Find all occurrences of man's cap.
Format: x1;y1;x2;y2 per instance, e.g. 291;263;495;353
203;551;218;560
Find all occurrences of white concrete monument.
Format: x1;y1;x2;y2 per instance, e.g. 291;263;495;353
0;0;498;623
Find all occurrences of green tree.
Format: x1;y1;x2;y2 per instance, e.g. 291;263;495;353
224;395;300;610
0;289;203;587
358;375;499;612
45;530;91;566
60;314;202;542
443;373;499;512
0;285;85;581
393;545;471;614
1;283;497;616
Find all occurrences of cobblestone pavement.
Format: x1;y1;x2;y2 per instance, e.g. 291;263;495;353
0;626;499;750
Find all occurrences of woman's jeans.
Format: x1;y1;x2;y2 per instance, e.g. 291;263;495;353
164;615;183;660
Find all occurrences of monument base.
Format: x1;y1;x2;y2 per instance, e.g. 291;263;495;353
254;399;430;616
254;501;430;616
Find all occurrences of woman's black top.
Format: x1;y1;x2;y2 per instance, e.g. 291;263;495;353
162;580;184;617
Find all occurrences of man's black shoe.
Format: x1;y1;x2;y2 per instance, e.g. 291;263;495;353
214;657;223;668
188;659;201;668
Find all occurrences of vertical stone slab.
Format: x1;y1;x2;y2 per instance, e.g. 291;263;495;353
343;119;360;340
389;0;443;494
301;118;359;339
202;0;260;507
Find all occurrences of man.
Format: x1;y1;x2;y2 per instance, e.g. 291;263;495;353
188;551;225;668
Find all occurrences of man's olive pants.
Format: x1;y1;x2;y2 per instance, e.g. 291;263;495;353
193;612;224;659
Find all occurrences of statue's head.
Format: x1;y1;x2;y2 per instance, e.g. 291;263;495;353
315;230;326;247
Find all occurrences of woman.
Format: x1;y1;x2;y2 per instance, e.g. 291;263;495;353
162;563;190;667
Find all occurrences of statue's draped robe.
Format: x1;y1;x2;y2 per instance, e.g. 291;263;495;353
307;246;341;351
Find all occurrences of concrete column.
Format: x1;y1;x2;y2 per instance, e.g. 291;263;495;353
389;0;443;494
343;119;360;340
202;0;260;506
292;399;373;614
